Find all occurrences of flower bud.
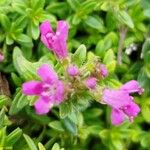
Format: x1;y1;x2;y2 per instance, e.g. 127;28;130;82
100;64;108;77
85;77;97;89
67;65;79;76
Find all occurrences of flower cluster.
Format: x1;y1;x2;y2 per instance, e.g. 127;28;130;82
22;20;143;125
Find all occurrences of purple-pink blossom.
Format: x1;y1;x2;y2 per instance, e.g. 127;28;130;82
102;80;143;125
67;65;79;76
40;20;69;59
85;77;97;89
22;64;65;115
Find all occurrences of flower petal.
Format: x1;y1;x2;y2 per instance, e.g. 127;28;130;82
41;35;51;49
123;102;140;117
120;80;144;94
37;64;58;83
51;21;68;59
52;38;68;58
34;97;53;115
54;80;65;104
102;89;132;109
40;21;54;50
56;20;69;41
22;81;43;95
111;108;125;125
40;20;53;35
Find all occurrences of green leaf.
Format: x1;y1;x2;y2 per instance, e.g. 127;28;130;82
23;134;38;150
9;88;29;115
142;105;150;123
13;47;39;80
6;128;22;146
0;127;6;147
0;95;10;108
59;102;73;119
16;34;33;47
141;0;150;18
31;0;45;10
103;49;116;73
141;134;150;148
31;22;40;40
6;35;14;45
67;0;80;11
49;121;65;132
85;16;106;32
72;44;87;66
0;108;5;128
138;68;150;93
116;10;134;28
38;143;46;150
111;139;123;150
11;73;22;86
0;14;11;31
106;11;117;31
142;38;150;59
62;118;77;135
26;107;51;125
12;16;27;29
51;143;60;150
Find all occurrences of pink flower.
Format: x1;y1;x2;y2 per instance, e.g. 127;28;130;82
120;80;144;95
100;64;108;77
22;64;65;115
40;20;69;59
85;77;97;89
102;80;143;125
67;65;79;76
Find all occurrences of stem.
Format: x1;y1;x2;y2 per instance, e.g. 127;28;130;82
117;27;127;65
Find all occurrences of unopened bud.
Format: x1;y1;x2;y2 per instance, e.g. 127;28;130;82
67;65;79;76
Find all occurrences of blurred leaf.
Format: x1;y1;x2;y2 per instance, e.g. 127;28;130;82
141;0;150;18
67;0;80;11
62;118;77;135
49;121;65;132
0;95;10;108
9;88;29;115
59;102;73;119
51;143;60;150
0;108;5;128
141;134;150;148
23;134;38;150
30;22;40;40
72;44;87;66
85;16;106;32
13;47;39;80
115;10;134;28
6;128;22;146
142;104;150;123
103;49;116;73
0;14;11;30
16;34;33;47
38;142;46;150
0;127;6;147
11;73;22;86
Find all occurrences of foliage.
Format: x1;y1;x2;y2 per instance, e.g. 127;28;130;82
0;0;150;149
